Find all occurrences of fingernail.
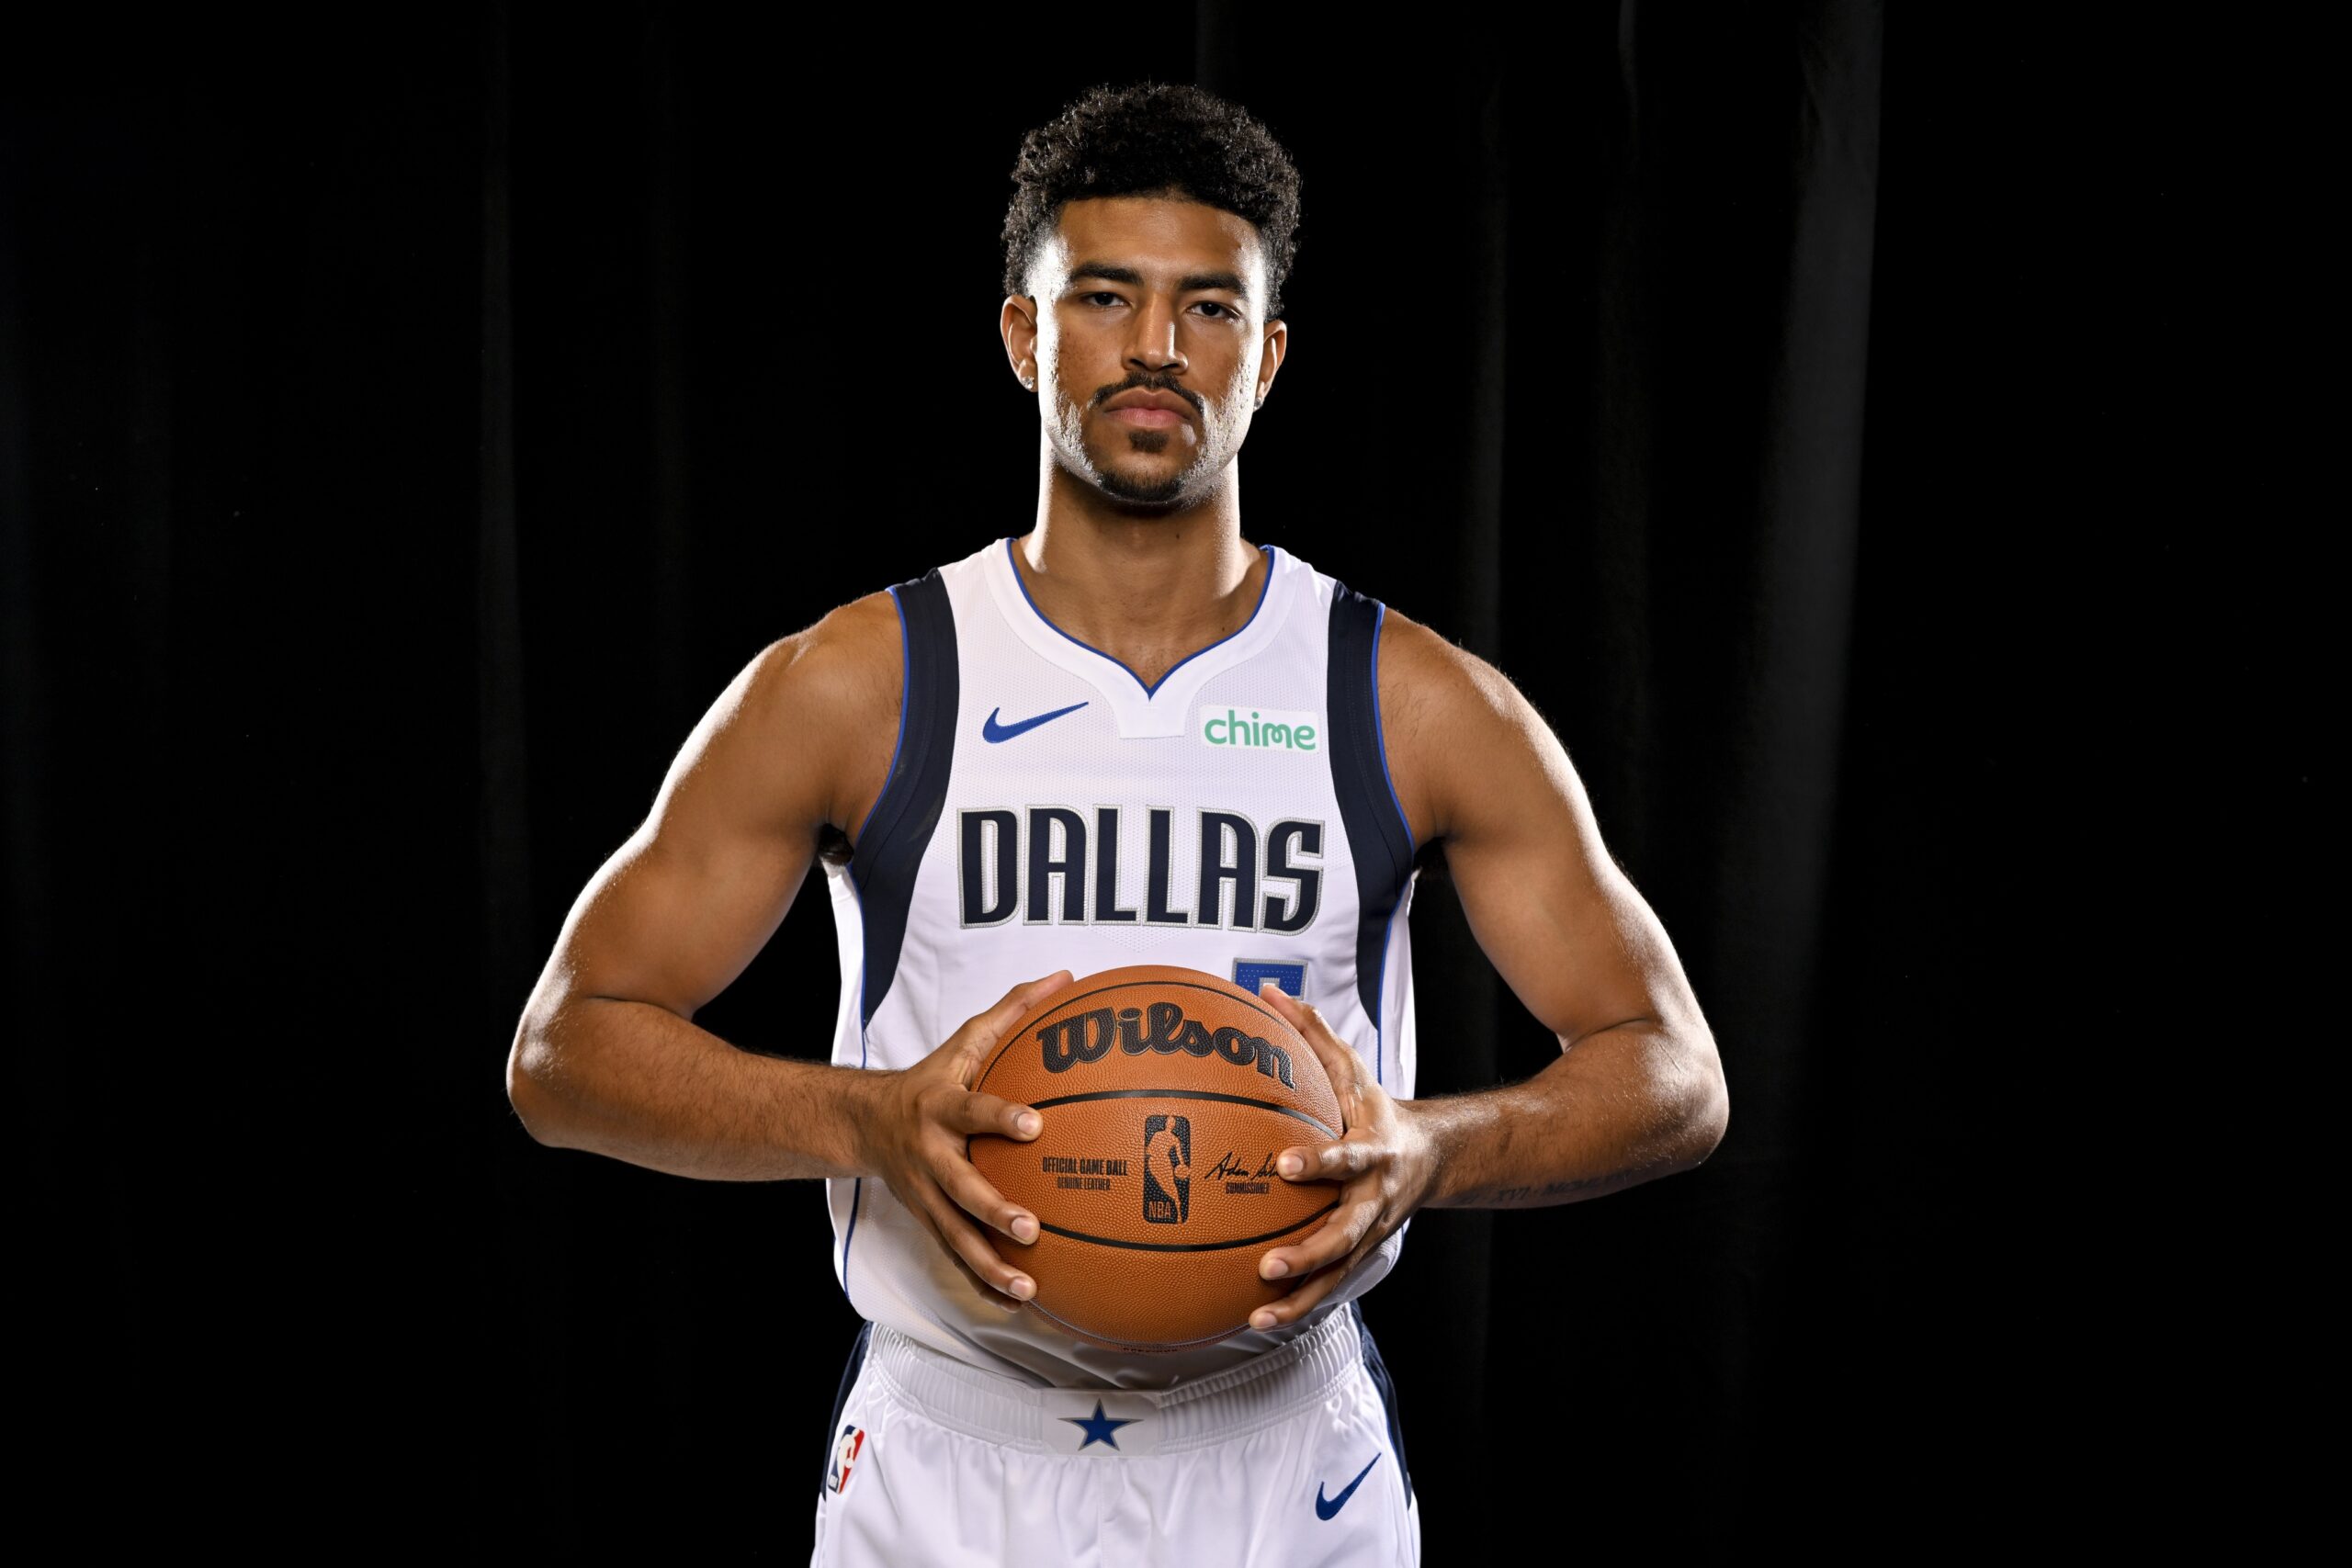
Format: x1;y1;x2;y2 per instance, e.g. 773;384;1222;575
1012;1214;1037;1244
1277;1154;1303;1178
1261;1257;1288;1280
1010;1276;1035;1300
1250;1310;1277;1330
1017;1112;1041;1136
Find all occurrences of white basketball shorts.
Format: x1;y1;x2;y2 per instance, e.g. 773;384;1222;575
810;1303;1420;1567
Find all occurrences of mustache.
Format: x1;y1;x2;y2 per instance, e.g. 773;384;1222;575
1090;375;1204;416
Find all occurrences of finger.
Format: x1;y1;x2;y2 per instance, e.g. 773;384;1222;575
998;968;1076;1026
1248;1252;1350;1330
1258;1190;1382;1283
920;1179;1037;1299
1257;980;1363;1100
947;1089;1044;1142
953;970;1077;1068
1272;1138;1374;1183
932;1142;1043;1247
895;1172;1026;1295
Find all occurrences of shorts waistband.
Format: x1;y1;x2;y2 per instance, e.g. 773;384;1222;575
864;1308;1363;1458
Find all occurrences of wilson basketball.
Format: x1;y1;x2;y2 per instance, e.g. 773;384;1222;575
967;964;1344;1351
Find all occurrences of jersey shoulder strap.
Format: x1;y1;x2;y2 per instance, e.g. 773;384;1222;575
850;569;958;1029
1324;580;1417;1025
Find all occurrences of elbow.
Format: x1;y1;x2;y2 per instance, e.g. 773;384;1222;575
505;1015;574;1149
1676;1035;1730;1168
1634;1024;1725;1177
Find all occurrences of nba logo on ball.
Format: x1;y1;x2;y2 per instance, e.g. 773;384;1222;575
1142;1114;1191;1224
827;1424;865;1495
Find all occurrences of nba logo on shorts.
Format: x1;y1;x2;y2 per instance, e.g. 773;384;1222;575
827;1423;865;1495
1142;1114;1191;1224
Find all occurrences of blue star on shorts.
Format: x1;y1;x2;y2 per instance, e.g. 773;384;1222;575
1062;1400;1139;1450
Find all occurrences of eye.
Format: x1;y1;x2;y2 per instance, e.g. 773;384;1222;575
1080;291;1125;308
1193;301;1238;320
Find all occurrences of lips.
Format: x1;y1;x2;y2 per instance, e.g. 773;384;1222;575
1107;406;1186;429
1101;389;1197;427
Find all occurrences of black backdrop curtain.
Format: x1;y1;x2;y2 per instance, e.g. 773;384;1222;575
6;4;2306;1555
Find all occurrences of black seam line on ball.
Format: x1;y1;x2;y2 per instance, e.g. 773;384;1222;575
976;978;1293;1086
1024;1088;1337;1140
1035;1200;1339;1254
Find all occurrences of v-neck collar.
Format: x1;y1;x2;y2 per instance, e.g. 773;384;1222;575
985;536;1294;738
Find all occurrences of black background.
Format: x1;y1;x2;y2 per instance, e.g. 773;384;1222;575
4;4;2317;1556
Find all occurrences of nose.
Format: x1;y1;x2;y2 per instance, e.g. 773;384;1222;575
1124;292;1187;378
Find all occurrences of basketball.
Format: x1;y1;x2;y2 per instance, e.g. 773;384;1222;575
967;964;1345;1351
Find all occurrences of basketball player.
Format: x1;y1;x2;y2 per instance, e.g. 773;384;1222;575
506;83;1727;1566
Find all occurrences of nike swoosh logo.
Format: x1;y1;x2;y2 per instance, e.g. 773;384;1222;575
1315;1454;1380;1520
982;701;1089;743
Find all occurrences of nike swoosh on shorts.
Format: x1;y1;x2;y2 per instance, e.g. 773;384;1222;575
1315;1454;1381;1520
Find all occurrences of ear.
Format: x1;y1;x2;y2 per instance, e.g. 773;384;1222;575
1001;295;1040;390
1254;316;1289;408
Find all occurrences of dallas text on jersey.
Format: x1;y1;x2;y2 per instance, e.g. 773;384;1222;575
957;807;1324;932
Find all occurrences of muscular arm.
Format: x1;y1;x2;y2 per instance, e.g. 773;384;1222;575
504;593;904;1180
505;598;1067;1311
1248;611;1726;1325
1380;610;1728;1208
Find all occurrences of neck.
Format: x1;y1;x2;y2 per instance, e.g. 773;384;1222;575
1015;449;1262;689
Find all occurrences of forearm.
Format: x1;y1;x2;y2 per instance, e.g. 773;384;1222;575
1417;1021;1727;1208
508;994;879;1182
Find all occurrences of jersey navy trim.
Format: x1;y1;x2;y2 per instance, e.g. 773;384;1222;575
1003;536;1277;698
1370;604;1416;857
1327;584;1416;1077
838;878;868;1290
854;594;915;844
853;570;959;1029
1351;1302;1414;1506
819;1320;873;1494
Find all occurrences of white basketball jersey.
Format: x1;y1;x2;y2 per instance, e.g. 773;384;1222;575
820;536;1422;1390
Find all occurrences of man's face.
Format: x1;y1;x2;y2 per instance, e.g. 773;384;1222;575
1007;194;1286;508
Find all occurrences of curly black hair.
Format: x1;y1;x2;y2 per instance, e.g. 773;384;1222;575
1001;82;1303;319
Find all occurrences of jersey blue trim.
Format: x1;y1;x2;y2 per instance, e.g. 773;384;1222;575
848;858;871;1047
850;570;957;1028
1371;892;1410;1087
820;1321;874;1489
853;587;914;845
840;876;870;1293
1327;582;1417;1059
842;570;957;1285
1368;602;1410;1087
840;1177;864;1296
1001;536;1276;698
1370;603;1417;857
1351;1303;1414;1506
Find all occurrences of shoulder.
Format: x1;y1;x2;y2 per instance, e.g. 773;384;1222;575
725;589;906;837
1373;604;1523;731
1370;604;1563;846
747;589;903;715
1307;573;1513;725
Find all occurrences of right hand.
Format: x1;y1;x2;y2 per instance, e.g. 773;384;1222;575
855;970;1074;1302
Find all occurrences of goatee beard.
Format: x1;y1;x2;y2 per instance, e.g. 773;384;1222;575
1097;465;1191;505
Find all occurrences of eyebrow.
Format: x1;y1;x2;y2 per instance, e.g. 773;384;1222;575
1067;262;1252;302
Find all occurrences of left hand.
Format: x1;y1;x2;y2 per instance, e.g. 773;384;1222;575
1248;981;1441;1330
